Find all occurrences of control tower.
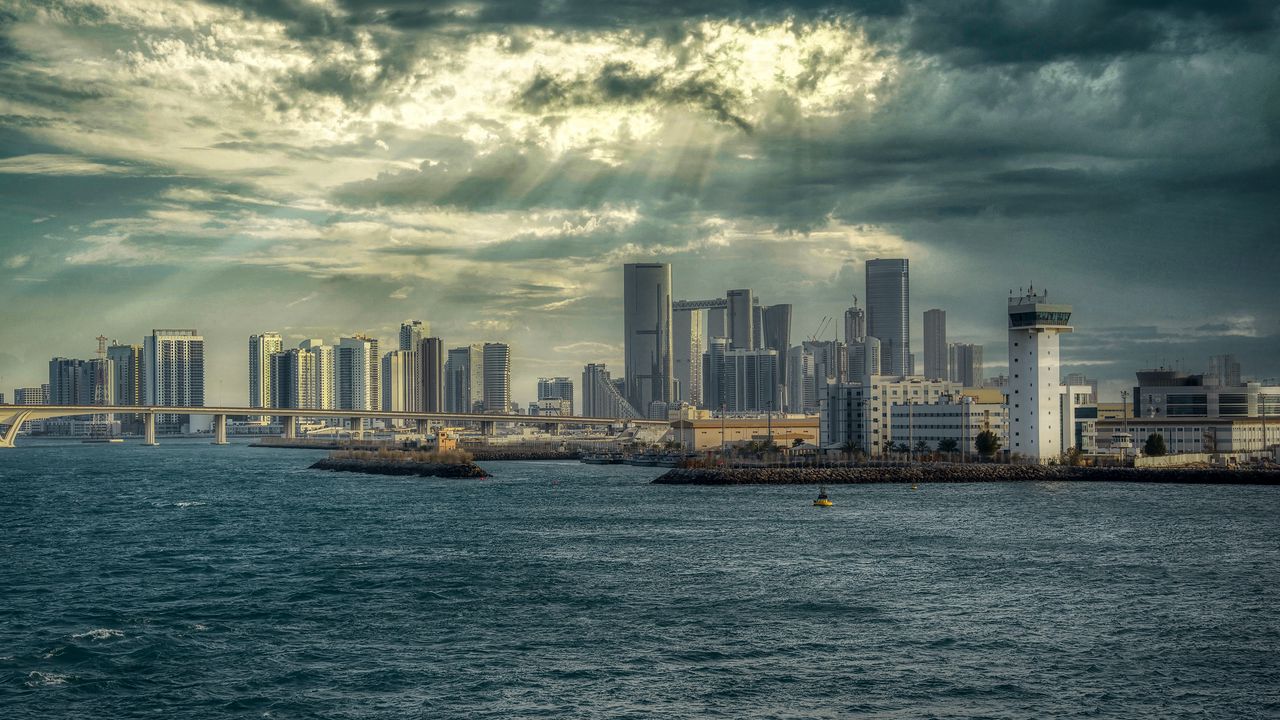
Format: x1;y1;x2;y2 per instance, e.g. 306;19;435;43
1007;287;1072;463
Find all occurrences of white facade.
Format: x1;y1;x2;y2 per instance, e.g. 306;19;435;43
381;350;421;413
299;339;335;410
1096;418;1277;455
249;332;283;409
821;375;962;454
1006;291;1072;463
889;399;1008;453
144;329;205;432
722;348;779;414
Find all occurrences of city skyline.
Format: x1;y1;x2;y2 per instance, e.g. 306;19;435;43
0;1;1276;402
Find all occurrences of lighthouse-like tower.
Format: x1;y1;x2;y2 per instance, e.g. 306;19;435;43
1007;287;1072;463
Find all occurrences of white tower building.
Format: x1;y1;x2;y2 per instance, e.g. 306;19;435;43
1007;288;1072;463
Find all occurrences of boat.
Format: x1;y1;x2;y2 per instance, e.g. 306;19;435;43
813;485;833;507
581;453;611;465
82;437;124;444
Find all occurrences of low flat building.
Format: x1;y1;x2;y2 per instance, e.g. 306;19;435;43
1095;418;1277;455
821;375;963;455
889;399;1007;453
671;417;819;451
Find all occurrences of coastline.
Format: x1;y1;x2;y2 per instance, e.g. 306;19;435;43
653;464;1280;486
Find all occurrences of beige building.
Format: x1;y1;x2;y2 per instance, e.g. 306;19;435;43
671;417;820;451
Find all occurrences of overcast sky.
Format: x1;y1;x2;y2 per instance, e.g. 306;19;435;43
0;0;1277;404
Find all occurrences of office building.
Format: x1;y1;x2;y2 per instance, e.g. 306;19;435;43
623;263;673;416
1007;289;1072;463
923;309;947;381
582;363;640;418
48;357;86;405
888;395;1008;454
700;336;729;411
445;345;484;414
821;375;962;455
804;340;847;397
1130;370;1280;420
419;337;444;413
760;304;792;393
849;336;880;380
299;339;336;410
844;297;865;344
865;258;910;376
722;349;780;414
270;349;317;409
529;398;572;417
337;335;379;411
107;343;144;407
144;329;205;433
248;332;283;410
482;342;511;414
537;377;574;416
671;417;820;451
399;320;428;352
1063;373;1098;404
726;288;754;350
381;349;421;413
13;386;48;405
948;343;984;388
672;308;703;406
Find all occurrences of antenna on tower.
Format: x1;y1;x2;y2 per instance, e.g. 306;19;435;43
96;335;108;360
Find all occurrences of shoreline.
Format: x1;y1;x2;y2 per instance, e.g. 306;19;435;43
653;464;1280;486
310;456;489;479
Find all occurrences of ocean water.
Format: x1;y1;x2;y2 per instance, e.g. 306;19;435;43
1;440;1278;718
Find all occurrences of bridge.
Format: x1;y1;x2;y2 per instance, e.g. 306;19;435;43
0;405;669;448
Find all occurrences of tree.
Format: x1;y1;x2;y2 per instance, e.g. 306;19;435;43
792;437;805;447
938;438;960;453
1144;433;1167;457
975;430;1001;458
913;440;929;454
1066;447;1085;467
840;440;861;454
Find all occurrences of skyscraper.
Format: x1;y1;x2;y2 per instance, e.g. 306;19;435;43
726;288;754;350
672;308;704;406
700;336;729;410
923;309;947;381
786;345;815;414
537;377;575;416
1208;354;1242;387
419;337;445;412
445;345;484;413
623;263;673;416
482;342;511;414
108;342;144;414
337;336;377;411
843;297;865;343
299;339;335;410
760;304;792;394
865;258;910;376
144;329;205;432
381;349;420;413
849;336;881;379
270;349;317;409
1007;288;1072;462
249;332;283;409
48;357;86;405
722;349;780;414
399;320;428;352
949;343;984;387
581;363;640;419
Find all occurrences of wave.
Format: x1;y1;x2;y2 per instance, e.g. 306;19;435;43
72;628;124;641
25;671;69;687
175;501;206;508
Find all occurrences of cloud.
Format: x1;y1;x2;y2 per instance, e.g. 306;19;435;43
0;154;152;176
4;253;30;269
389;285;411;299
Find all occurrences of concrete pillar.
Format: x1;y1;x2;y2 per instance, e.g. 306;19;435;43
144;413;158;446
283;416;297;439
350;417;363;442
416;418;429;438
480;420;495;436
213;414;228;445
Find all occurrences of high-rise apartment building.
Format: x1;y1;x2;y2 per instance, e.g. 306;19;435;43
865;258;910;376
108;343;144;408
144;329;205;432
581;363;640;418
923;309;947;381
299;339;335;410
760;304;792;394
13;386;48;405
337;336;378;411
270;349;317;409
419;337;444;413
399;320;428;352
849;336;881;379
623;263;673;417
445;345;484;414
672;308;704;406
537;377;575;416
48;357;86;405
381;349;421;413
949;343;984;388
786;345;816;414
249;332;283;409
726;288;754;350
700;336;729;411
482;342;511;414
1007;289;1072;462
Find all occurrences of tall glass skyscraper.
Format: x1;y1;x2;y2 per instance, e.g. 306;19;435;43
623;263;673;417
482;342;511;414
865;259;910;377
923;308;947;381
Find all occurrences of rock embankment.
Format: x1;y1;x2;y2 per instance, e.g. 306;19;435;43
311;457;489;478
653;464;1280;485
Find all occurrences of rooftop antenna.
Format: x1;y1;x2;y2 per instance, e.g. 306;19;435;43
95;335;108;360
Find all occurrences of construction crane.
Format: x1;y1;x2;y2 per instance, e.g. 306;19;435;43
808;316;832;342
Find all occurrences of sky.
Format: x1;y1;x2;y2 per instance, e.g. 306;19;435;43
0;0;1277;405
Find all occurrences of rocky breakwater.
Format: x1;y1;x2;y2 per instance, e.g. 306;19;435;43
467;446;581;461
653;463;1280;485
311;449;489;479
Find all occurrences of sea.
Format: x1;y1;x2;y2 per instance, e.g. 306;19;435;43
1;440;1278;718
